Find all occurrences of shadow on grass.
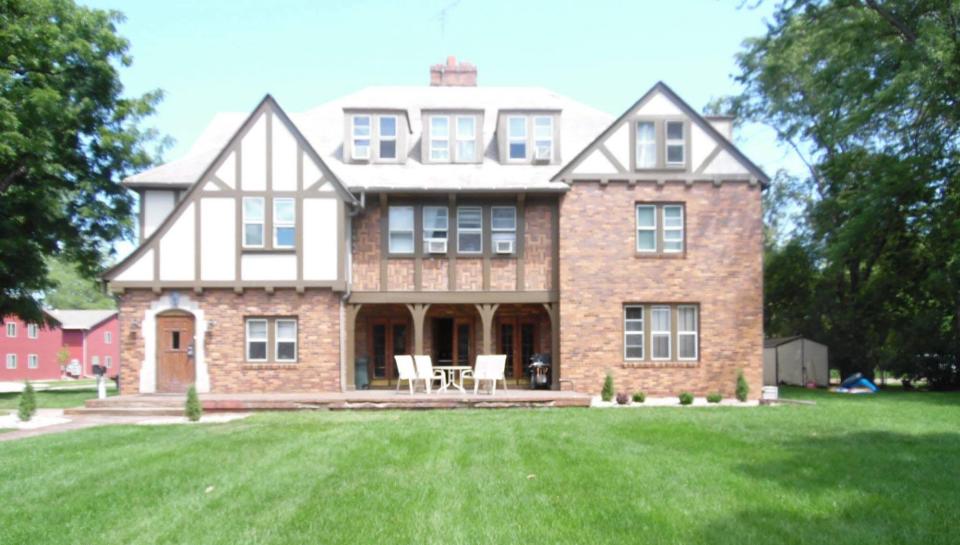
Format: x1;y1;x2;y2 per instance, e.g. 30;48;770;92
701;431;960;544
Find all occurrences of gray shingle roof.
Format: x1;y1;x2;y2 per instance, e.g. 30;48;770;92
46;309;117;330
124;86;614;193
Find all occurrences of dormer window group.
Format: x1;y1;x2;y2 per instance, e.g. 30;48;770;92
500;112;558;164
424;112;481;163
348;112;405;163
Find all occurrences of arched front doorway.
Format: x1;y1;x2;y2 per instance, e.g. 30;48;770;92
155;310;196;393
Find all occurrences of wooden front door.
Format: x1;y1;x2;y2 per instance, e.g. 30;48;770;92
156;313;195;393
498;318;538;380
369;319;410;384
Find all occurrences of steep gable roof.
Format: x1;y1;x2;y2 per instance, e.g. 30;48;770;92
551;81;770;186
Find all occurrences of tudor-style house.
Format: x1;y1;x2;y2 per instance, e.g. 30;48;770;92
104;57;766;397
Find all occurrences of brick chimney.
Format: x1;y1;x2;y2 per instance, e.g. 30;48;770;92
430;56;477;86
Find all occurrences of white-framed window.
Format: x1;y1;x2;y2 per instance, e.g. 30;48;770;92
455;116;477;162
651;306;672;360
6;323;16;338
422;206;449;247
533;116;553;159
27;324;38;339
665;121;685;165
6;354;16;369
245;319;268;362
491;206;517;253
636;205;657;252
430;116;450;161
105;356;112;369
678;306;698;360
457;206;483;254
388;206;415;254
663;205;684;253
624;306;644;360
273;198;296;249
28;354;38;369
104;331;112;344
275;319;298;362
379;116;397;160
242;197;265;248
636;121;656;168
507;116;527;160
352;115;371;160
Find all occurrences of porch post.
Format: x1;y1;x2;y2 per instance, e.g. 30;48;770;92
405;303;430;354
344;304;362;391
475;303;499;354
543;303;560;390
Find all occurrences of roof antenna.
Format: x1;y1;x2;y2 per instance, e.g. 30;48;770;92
436;0;462;41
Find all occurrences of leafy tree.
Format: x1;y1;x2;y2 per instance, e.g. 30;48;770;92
729;0;960;382
43;258;115;310
0;0;163;325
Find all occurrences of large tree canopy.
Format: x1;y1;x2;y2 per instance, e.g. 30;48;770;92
730;0;960;385
0;0;161;323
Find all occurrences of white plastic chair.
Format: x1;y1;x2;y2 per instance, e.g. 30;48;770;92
413;355;445;394
394;355;419;394
471;355;508;394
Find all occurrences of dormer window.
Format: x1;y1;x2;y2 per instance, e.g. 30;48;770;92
430;116;450;161
533;116;553;161
507;116;527;160
352;116;371;160
379;116;397;160
456;116;477;161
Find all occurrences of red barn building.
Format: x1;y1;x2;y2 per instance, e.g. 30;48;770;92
1;310;119;381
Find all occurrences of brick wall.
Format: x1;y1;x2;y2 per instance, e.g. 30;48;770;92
558;182;763;398
524;201;553;291
118;289;341;394
351;206;381;291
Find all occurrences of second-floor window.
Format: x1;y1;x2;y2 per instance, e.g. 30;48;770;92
352;115;371;160
274;198;296;248
379;116;397;160
457;207;483;254
28;354;38;369
507;116;527;160
636;203;685;254
423;206;449;253
6;323;16;338
491;206;517;254
389;206;415;254
243;197;265;248
27;324;38;339
430;117;450;161
104;331;112;344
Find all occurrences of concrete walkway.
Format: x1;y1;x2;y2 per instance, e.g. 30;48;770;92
0;409;249;443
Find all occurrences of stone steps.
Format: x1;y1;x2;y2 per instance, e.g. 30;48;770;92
64;407;186;417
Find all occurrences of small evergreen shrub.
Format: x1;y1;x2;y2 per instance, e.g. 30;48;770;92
632;391;646;403
18;381;37;422
707;392;722;404
601;373;614;402
616;392;630;405
678;392;694;405
735;370;750;402
185;385;202;422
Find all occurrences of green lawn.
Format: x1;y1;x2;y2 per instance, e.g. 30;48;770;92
1;388;958;545
0;383;116;410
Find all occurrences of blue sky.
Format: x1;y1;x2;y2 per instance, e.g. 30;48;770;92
84;0;800;257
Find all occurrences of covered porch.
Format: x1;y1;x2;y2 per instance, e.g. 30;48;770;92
344;293;559;391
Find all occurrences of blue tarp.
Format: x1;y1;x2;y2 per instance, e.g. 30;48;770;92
839;373;879;392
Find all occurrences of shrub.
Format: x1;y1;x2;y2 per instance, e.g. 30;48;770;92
18;381;37;422
707;392;722;403
632;391;646;403
678;391;694;405
185;385;202;422
616;392;630;405
735;370;750;402
601;373;614;402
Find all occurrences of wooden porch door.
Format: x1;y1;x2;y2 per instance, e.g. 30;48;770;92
156;313;195;393
432;318;472;366
369;319;409;384
497;318;538;380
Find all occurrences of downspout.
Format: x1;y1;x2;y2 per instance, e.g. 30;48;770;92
339;191;365;392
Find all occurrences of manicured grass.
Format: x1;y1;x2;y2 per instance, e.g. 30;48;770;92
0;383;116;410
1;388;958;544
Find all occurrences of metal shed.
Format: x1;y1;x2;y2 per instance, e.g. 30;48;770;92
763;336;829;387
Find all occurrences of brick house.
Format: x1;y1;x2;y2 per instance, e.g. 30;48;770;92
104;58;767;397
1;310;119;381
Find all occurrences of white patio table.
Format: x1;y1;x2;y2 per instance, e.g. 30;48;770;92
434;366;472;393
